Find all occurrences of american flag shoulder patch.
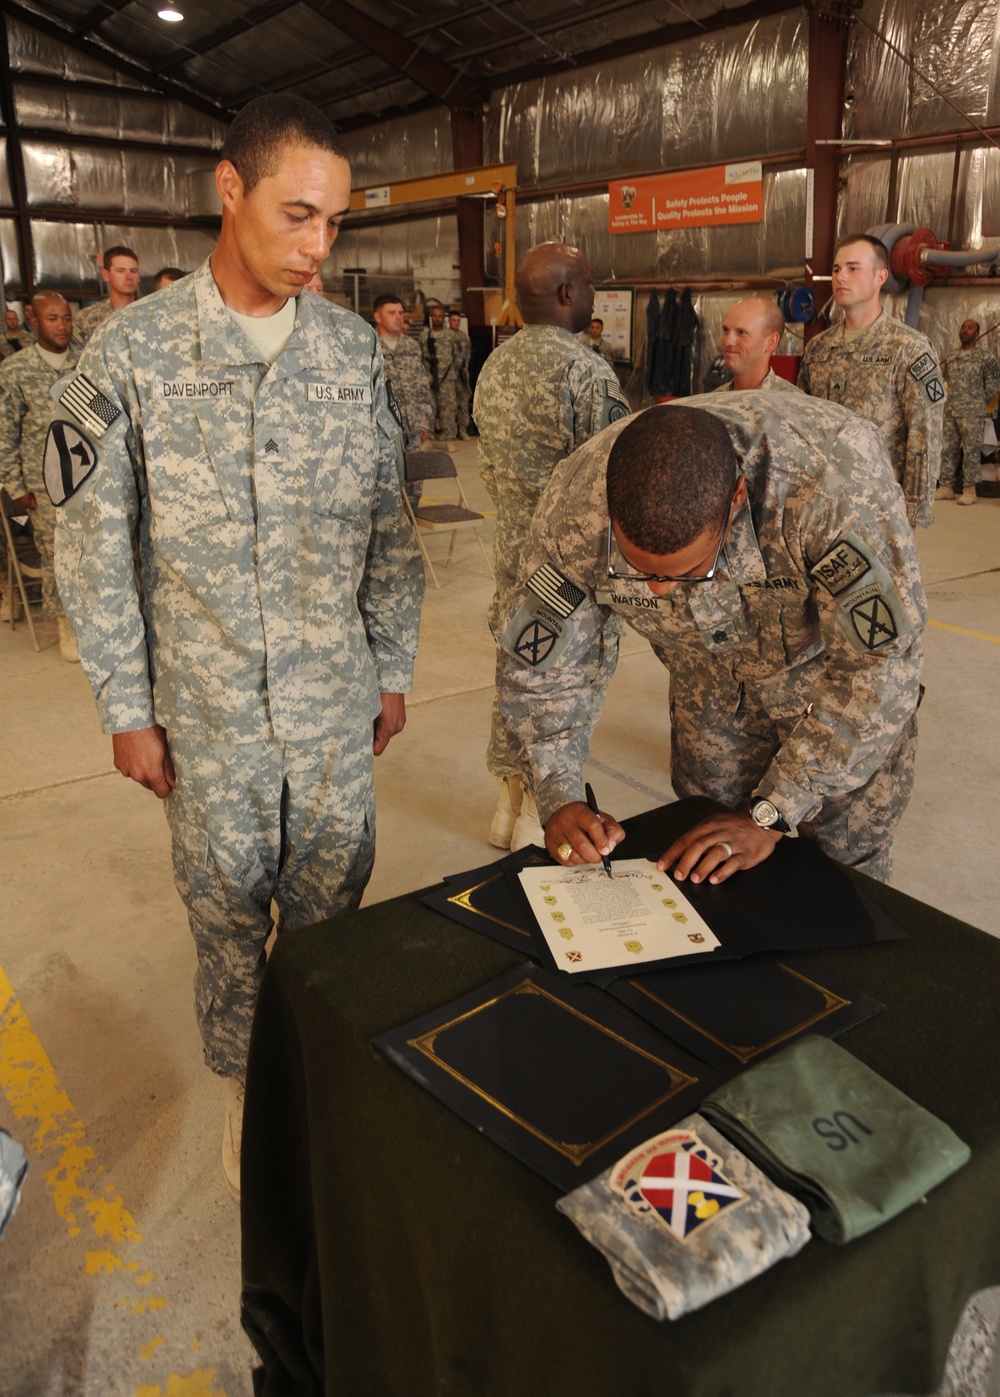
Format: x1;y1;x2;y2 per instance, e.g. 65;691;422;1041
525;563;587;618
57;374;121;439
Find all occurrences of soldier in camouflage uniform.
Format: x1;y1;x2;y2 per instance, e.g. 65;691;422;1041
495;395;925;886
715;297;798;394
449;311;473;439
374;294;434;451
476;241;632;849
937;319;1000;506
51;97;423;1201
798;234;942;529
73;246;140;346
0;292;80;659
421;304;462;444
577;317;615;366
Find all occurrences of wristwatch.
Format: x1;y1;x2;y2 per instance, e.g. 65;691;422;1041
749;796;791;834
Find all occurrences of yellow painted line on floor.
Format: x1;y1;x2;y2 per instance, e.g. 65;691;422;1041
928;618;1000;644
0;964;228;1397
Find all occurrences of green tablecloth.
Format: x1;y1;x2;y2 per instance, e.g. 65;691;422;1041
240;798;1000;1397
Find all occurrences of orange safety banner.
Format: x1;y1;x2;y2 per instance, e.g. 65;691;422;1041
609;162;763;234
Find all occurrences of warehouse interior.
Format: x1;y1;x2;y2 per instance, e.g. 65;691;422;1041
1;0;999;1392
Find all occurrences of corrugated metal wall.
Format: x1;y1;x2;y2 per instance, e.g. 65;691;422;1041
3;0;1000;376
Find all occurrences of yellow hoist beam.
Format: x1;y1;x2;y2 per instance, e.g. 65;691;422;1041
350;163;522;327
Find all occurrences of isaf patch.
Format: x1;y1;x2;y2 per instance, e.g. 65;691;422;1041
57;374;120;439
43;421;99;505
908;353;935;383
809;537;872;597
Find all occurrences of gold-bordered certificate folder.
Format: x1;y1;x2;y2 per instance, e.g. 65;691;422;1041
610;955;884;1074
373;964;728;1190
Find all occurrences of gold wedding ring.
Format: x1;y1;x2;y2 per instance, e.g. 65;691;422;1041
557;842;573;861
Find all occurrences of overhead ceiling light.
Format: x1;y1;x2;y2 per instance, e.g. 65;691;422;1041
158;8;184;19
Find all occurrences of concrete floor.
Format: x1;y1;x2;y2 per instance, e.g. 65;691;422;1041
1;440;998;1396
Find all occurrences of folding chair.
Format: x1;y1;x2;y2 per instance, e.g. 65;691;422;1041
0;487;42;651
402;449;492;589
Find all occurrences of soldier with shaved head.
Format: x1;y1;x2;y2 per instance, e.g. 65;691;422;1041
474;240;632;849
0;292;80;658
716;297;797;394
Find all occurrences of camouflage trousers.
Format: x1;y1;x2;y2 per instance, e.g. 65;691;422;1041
432;377;459;440
488;622;621;784
456;375;471;430
164;729;375;1077
26;497;65;619
668;670;918;883
940;406;986;489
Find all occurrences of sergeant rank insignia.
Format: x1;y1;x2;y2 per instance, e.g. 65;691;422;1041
612;1129;746;1242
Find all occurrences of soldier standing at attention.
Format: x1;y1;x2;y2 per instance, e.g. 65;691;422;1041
936;318;1000;507
448;309;473;440
495;398;925;885
0;292;80;660
376;294;434;453
475;241;631;850
51;94;423;1201
421;303;462;446
798;233;943;528
74;246;141;345
715;297;798;393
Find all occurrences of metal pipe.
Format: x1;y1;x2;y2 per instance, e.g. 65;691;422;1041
923;247;1000;268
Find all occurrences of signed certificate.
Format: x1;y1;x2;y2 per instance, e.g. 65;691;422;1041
518;859;720;974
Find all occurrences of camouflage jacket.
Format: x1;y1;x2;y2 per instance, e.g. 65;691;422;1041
53;258;424;742
0;342;80;496
474;323;631;633
73;298;118;346
496;392;926;827
797;312;943;528
378;331;433;450
576;330;615;365
942;341;1000;417
713;367;800;394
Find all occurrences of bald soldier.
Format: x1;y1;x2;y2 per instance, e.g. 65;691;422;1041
475;241;631;849
52;95;423;1200
716;297;798;393
495;396;925;885
0;292;80;659
798;233;943;528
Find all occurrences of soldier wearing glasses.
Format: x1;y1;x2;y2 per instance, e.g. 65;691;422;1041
495;395;926;886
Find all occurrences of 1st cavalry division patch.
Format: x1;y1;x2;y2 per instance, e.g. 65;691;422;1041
43;421;98;506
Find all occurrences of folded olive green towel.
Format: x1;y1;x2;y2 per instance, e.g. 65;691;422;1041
701;1035;970;1243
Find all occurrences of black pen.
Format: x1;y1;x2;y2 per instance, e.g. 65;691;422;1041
584;781;613;878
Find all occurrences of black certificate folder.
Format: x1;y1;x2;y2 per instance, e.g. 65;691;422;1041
374;964;725;1191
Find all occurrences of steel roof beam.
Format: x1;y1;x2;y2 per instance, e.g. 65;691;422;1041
301;0;485;108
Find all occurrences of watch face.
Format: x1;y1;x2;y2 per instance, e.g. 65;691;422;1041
753;799;779;827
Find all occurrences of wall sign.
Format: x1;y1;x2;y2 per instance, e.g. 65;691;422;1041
609;162;763;234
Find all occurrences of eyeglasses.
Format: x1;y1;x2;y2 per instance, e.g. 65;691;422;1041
604;515;729;585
